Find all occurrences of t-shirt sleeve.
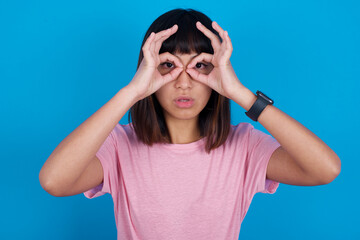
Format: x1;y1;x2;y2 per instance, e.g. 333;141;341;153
245;124;281;195
83;126;120;199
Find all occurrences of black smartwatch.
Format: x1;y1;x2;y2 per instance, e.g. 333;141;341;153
245;91;274;121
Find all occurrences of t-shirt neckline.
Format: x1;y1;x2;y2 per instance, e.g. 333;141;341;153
158;137;206;150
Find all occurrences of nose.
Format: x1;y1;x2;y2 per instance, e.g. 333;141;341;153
175;69;192;89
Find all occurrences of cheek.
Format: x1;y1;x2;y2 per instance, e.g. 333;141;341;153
204;86;213;98
155;87;171;106
199;87;213;106
154;92;164;106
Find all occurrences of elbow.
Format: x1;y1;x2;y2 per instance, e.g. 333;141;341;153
320;155;342;185
330;154;342;182
39;168;65;197
39;169;54;196
39;179;66;197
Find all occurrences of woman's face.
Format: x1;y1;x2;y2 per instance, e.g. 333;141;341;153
155;51;213;123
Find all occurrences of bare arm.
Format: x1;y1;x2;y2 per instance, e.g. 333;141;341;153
39;86;138;196
185;21;341;186
233;86;341;185
39;24;183;197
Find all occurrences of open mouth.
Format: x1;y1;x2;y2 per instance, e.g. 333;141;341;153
175;96;193;102
175;96;194;108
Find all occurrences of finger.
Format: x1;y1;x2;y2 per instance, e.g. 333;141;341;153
154;25;178;54
186;52;213;69
142;32;156;66
162;67;183;84
212;21;226;41
196;21;221;50
224;30;233;53
151;24;178;54
154;24;178;42
219;31;233;62
142;32;155;60
143;32;155;50
154;35;170;54
185;68;209;86
159;52;184;68
212;22;233;58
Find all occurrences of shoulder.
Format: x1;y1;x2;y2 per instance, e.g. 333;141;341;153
227;122;276;147
115;123;134;134
110;123;138;144
224;122;254;147
231;122;255;133
229;122;255;139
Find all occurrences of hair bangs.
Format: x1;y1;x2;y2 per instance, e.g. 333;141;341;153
159;14;215;55
131;8;230;153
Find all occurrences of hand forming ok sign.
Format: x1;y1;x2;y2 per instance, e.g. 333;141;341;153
128;24;184;101
186;21;244;99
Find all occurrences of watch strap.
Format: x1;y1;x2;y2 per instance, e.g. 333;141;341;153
245;92;272;121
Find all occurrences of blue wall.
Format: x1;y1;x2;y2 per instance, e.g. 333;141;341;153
1;0;359;239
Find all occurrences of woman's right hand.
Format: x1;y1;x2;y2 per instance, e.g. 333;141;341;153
126;24;184;101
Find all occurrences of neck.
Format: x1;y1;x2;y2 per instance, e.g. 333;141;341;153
165;117;201;144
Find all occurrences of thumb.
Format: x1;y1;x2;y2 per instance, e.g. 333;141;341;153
162;67;183;84
186;68;207;85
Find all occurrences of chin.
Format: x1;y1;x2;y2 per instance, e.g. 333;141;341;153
166;109;201;121
174;113;199;120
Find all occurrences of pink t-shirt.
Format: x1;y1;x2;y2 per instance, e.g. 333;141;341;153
84;122;281;240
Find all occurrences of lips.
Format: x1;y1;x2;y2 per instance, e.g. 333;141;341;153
174;96;194;108
175;96;193;101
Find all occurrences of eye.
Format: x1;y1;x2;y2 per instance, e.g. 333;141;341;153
195;62;208;69
160;62;174;69
193;62;213;75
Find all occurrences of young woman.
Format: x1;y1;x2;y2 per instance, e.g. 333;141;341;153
39;8;341;239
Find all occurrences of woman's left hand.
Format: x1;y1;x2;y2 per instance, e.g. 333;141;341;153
186;21;244;99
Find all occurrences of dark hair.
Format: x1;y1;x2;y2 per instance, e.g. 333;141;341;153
129;8;230;153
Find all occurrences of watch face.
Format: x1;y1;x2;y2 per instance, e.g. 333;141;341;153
257;91;274;104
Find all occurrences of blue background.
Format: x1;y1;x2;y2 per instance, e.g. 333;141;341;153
1;0;359;239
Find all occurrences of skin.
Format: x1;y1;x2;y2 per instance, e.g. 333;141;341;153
155;52;213;144
127;24;214;144
40;20;342;198
186;21;342;186
130;21;341;186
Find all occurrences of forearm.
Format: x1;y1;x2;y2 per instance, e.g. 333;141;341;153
39;86;138;188
232;85;341;180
